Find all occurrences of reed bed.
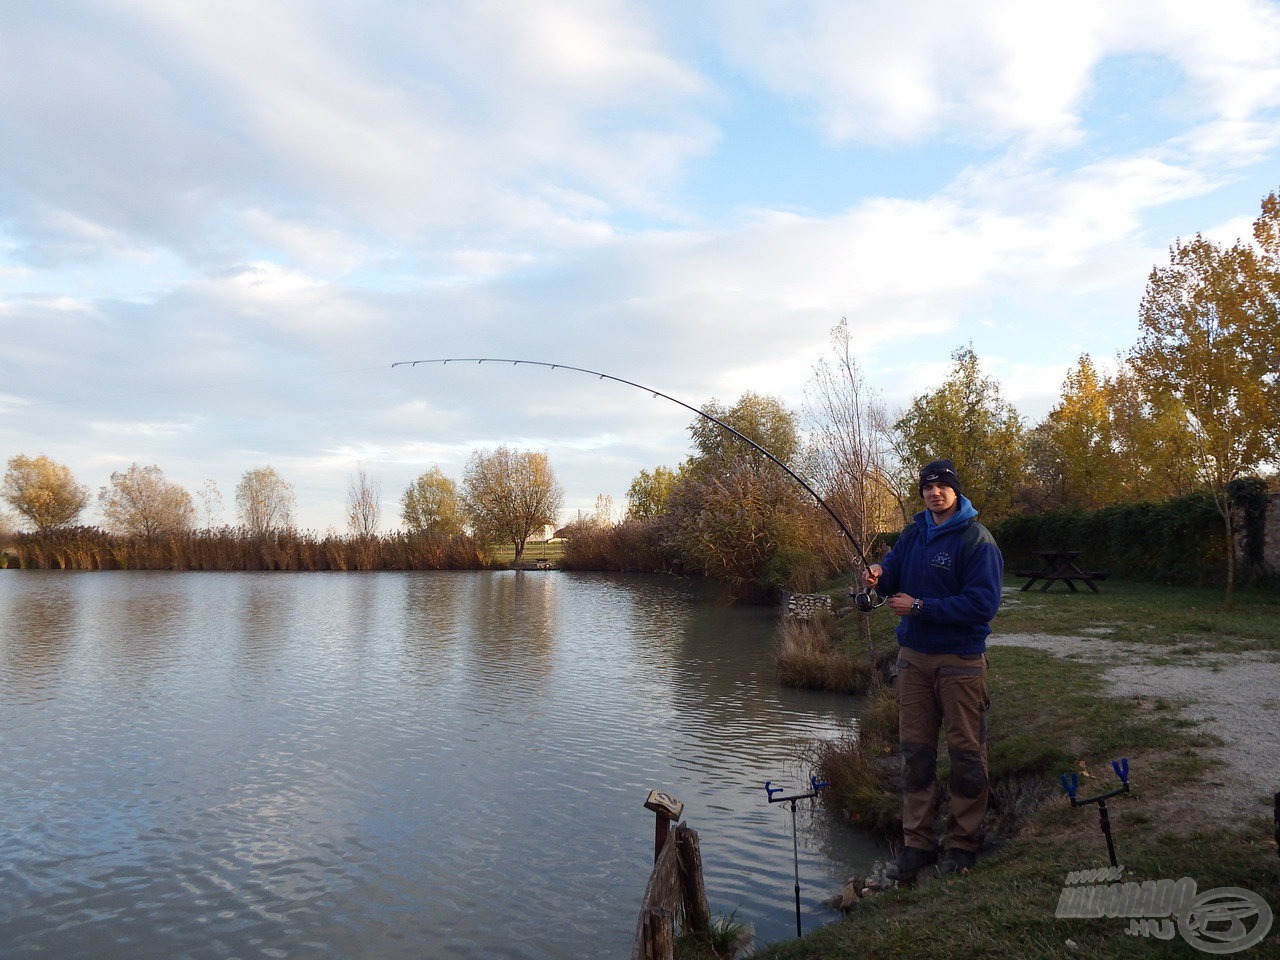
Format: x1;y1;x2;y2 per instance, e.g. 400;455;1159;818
0;528;493;572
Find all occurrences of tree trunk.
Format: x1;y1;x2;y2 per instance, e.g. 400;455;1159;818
1223;507;1236;611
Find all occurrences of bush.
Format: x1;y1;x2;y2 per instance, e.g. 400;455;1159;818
991;493;1223;586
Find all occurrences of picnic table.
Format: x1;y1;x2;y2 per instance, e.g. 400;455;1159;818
1014;550;1109;594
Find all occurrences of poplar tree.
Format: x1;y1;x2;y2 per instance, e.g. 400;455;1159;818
893;345;1026;521
1130;190;1280;602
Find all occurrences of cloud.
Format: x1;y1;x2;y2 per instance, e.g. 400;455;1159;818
713;0;1280;148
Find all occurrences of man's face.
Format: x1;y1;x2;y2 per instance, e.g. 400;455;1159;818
922;481;957;517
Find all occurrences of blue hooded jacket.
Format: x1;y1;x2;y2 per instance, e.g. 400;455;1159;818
875;494;1004;656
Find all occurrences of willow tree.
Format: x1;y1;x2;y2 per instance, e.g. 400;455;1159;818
1130;192;1280;602
462;446;563;565
1;454;89;533
99;463;196;537
893;345;1026;521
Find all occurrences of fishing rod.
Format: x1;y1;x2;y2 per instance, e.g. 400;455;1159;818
391;357;873;570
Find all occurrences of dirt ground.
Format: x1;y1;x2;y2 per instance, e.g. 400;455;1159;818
989;632;1280;826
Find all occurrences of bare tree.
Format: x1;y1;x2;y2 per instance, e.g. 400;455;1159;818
805;318;898;553
235;466;296;536
347;466;382;538
197;479;224;530
805;320;898;650
2;454;90;533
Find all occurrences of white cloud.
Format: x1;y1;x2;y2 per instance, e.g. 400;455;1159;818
713;0;1280;148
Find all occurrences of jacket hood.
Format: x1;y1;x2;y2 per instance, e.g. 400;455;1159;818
916;494;978;541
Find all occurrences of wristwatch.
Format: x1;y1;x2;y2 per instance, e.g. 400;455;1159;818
910;598;923;616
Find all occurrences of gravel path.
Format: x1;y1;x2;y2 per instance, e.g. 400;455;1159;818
988;632;1280;824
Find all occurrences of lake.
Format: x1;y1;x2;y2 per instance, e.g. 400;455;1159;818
0;570;882;959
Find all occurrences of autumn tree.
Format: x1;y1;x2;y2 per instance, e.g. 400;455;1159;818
347;466;382;538
235;466;296;536
99;463;196;537
893;345;1026;521
625;466;679;520
1032;355;1125;510
462;447;564;565
401;467;467;537
1;454;90;533
1104;364;1201;501
664;393;826;598
1130;192;1280;601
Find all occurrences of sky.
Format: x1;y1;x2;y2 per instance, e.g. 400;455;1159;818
3;0;1280;533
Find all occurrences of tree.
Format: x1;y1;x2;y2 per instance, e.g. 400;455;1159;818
893;345;1026;521
664;393;826;597
235;466;296;536
99;463;196;537
1130;197;1280;602
805;318;899;551
401;467;467;537
347;466;381;538
1;454;90;533
1103;363;1201;501
1034;355;1123;510
462;446;564;565
592;493;616;528
687;391;800;470
625;466;679;520
197;479;224;530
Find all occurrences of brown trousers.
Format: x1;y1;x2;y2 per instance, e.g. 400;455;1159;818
896;647;990;852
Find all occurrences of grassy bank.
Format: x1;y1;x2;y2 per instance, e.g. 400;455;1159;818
740;578;1280;959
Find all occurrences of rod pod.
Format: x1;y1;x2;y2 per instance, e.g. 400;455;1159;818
1060;758;1131;868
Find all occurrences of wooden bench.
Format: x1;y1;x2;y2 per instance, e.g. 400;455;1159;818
1015;550;1109;593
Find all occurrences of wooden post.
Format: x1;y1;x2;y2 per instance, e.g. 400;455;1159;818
677;826;711;933
643;790;685;863
642;907;675;960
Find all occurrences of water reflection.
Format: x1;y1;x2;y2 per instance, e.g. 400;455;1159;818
0;570;884;959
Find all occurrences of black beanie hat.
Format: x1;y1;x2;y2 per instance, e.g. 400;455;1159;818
919;459;963;496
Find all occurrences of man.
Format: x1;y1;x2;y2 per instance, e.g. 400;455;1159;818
861;459;1004;880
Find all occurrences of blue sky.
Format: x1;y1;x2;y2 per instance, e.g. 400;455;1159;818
3;0;1280;532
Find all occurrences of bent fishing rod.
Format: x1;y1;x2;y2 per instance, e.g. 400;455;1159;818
391;357;872;570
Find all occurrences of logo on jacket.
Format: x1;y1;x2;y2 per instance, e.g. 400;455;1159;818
930;550;954;571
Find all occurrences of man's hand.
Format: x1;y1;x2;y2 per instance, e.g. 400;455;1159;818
887;593;916;616
862;563;883;587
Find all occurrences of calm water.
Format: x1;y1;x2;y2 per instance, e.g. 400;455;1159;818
0;570;882;959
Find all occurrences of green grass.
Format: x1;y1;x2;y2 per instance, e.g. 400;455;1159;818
734;576;1280;960
995;575;1280;652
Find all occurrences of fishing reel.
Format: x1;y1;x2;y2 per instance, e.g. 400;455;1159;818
851;586;885;613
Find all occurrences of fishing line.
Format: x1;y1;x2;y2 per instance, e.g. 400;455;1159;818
391;356;871;569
